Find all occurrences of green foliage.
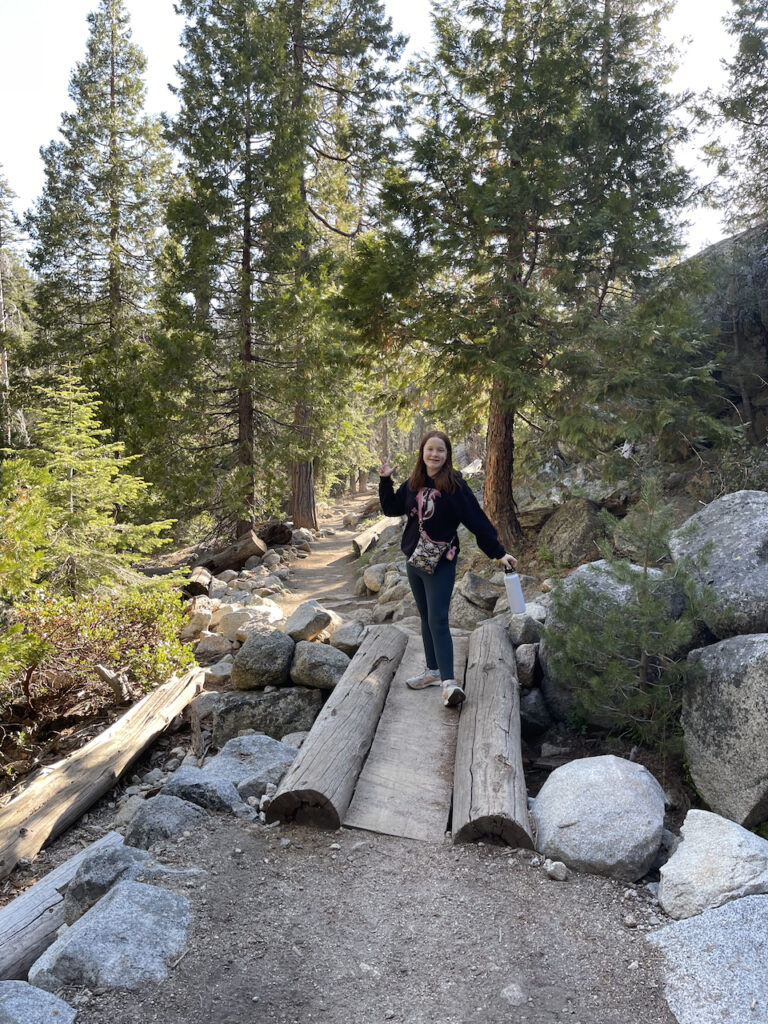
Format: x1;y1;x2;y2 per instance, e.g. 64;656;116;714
8;371;173;595
24;0;170;452
5;585;194;701
542;478;713;750
339;0;694;544
717;0;768;226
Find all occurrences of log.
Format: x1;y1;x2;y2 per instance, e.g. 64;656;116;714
266;625;408;828
351;515;389;557
452;622;534;848
184;565;212;597
202;530;268;572
0;668;204;880
0;831;123;980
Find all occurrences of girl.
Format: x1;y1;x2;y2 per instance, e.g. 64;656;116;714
378;430;517;707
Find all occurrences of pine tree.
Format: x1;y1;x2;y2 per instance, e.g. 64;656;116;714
11;372;173;595
342;0;691;550
542;477;712;752
164;0;402;533
25;0;170;450
717;0;768;226
0;168;34;451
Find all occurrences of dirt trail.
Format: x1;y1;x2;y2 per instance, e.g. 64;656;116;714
3;490;680;1024
280;490;382;620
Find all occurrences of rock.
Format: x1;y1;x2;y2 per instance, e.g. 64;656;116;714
372;603;396;624
669;489;768;638
506;612;543;645
683;634;768;826
291;527;314;546
209;602;237;627
647;895;768;1024
217;608;258;641
123;794;208;849
391;596;419;621
329;620;366;655
215;570;239;583
515;644;537;688
362;564;388;592
284;600;334;641
449;591;490;630
114;794;144;827
456;571;500;611
290;641;351;690
544;859;569;881
243;555;263;569
237;599;283;630
180;596;213;639
29;881;190;993
342;512;358;527
204;660;232;685
532;755;666;881
230;626;295;690
658;809;768;920
194;632;234;660
281;730;308;747
62;844;150;924
536;498;607;566
209;578;229;600
377;580;411;605
0;982;77;1024
191;688;323;749
161;766;252;815
519;688;551;739
202;734;297;801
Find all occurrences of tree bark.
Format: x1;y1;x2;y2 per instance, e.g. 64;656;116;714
267;625;408;828
0;668;204;880
349;470;357;494
483;379;523;549
357;468;367;493
236;116;256;536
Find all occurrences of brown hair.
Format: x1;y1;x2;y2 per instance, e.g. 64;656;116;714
409;430;462;494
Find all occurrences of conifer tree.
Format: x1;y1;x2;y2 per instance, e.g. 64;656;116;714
10;372;173;595
25;0;170;450
164;0;402;533
343;0;690;550
0;168;34;451
718;0;768;226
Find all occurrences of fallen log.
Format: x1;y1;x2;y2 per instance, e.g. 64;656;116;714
184;565;212;597
0;831;123;980
267;624;408;828
351;515;390;557
201;530;268;572
0;668;204;880
452;622;534;848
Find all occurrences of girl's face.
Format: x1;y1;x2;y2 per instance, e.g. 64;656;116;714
423;436;448;476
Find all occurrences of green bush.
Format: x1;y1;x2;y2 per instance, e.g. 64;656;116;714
6;585;195;704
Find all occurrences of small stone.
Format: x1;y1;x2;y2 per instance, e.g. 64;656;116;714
544;859;569;882
624;915;638;929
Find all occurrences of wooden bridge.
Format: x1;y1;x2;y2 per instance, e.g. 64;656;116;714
267;622;534;848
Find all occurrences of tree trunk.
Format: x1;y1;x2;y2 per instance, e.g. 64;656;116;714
357;468;367;493
292;399;318;530
236;118;255;536
483;379;523;550
349;471;357;494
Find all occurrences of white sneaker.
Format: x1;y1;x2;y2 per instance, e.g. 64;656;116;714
406;669;441;690
442;680;466;707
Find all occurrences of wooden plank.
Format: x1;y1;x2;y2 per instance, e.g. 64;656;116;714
344;633;469;842
0;668;204;880
266;625;408;829
0;831;123;980
452;622;534;848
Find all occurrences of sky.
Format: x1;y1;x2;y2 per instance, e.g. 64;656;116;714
0;0;735;253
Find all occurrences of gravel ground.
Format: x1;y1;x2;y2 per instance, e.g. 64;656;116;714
60;815;676;1024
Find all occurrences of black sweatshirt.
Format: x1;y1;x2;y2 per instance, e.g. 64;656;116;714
378;475;506;560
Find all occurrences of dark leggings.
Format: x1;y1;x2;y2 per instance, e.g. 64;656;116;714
406;556;457;681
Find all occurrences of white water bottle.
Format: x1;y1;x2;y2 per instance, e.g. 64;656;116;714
504;569;526;615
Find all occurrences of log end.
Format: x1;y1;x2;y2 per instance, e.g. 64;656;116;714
266;790;341;830
453;814;534;850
